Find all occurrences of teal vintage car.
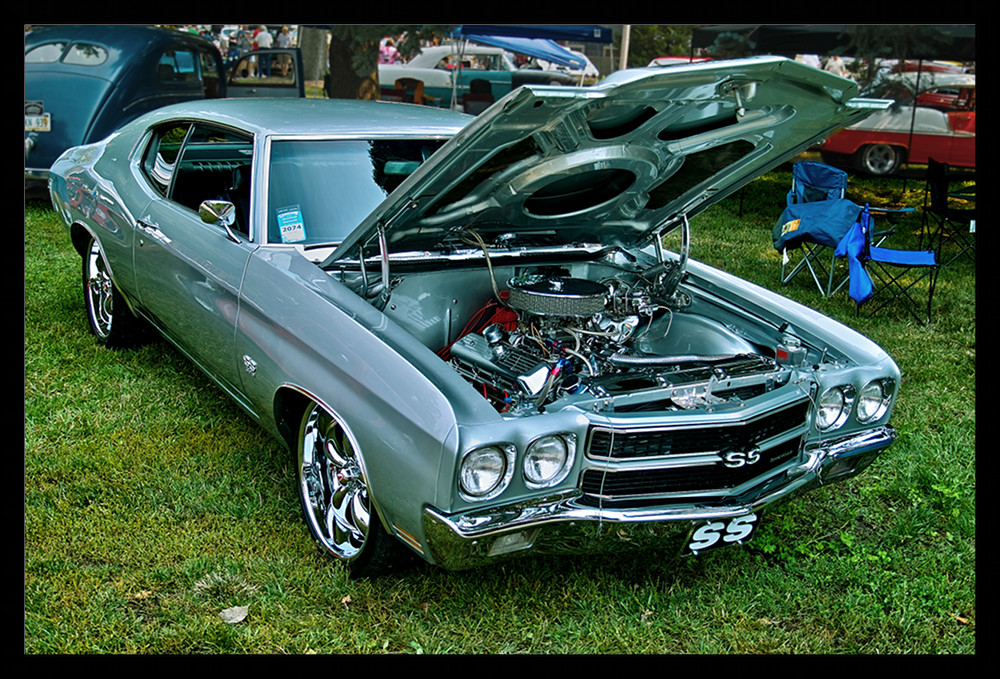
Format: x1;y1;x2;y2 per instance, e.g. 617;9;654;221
25;24;303;192
379;42;577;112
48;57;900;578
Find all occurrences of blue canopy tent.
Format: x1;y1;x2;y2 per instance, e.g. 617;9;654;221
442;25;612;108
452;25;614;44
460;35;588;70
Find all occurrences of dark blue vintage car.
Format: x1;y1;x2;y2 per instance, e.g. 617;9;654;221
25;25;303;191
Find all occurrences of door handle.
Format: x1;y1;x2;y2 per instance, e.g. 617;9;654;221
136;218;160;246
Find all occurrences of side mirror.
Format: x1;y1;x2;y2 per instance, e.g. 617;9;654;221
199;199;242;243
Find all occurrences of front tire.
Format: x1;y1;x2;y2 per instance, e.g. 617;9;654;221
855;144;902;175
82;236;149;348
296;402;401;578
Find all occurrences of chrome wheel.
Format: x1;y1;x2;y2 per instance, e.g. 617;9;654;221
297;403;372;562
858;144;901;176
85;239;114;340
81;235;148;348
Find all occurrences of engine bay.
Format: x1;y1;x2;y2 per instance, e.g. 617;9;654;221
439;266;795;415
332;229;813;417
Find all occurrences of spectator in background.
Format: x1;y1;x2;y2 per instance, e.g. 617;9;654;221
276;25;292;48
235;26;256;76
379;38;400;64
276;26;292;76
236;26;252;56
824;55;846;77
255;25;273;77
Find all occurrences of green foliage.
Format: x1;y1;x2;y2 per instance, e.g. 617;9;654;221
24;159;975;653
622;25;696;67
701;31;758;60
838;25;957;88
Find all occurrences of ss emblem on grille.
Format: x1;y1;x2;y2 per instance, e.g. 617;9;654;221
722;448;761;468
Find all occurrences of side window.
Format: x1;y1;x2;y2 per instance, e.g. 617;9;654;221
156;49;200;83
141;123;190;197
435;54;462;70
140;123;254;237
172;125;255;237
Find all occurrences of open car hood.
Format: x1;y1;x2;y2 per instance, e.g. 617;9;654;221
327;56;885;264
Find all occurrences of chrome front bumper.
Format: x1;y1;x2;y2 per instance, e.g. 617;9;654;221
422;426;896;570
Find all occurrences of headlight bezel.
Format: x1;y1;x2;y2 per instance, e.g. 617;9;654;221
523;433;576;489
816;384;856;431
857;378;894;423
458;443;516;502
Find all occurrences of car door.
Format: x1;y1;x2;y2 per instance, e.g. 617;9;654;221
132;121;258;406
225;48;305;98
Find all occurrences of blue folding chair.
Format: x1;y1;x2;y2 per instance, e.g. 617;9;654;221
776;162;856;295
777;161;913;296
775;197;862;295
787;160;848;205
835;204;940;324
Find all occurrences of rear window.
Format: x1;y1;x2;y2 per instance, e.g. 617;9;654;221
25;41;108;65
63;42;108;66
25;42;68;63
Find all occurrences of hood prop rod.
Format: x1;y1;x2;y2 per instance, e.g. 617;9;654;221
647;212;691;302
373;224;392;311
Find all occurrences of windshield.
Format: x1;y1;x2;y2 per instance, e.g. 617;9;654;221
266;138;447;247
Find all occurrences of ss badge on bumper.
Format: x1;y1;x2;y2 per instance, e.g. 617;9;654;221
684;513;759;555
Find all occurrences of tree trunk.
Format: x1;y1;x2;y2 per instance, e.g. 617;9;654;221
298;26;329;84
326;33;379;100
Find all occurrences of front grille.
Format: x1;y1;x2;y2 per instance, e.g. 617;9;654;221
580;438;801;508
579;399;809;507
587;401;808;460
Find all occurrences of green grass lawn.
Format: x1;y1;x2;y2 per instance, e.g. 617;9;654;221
24;159;975;654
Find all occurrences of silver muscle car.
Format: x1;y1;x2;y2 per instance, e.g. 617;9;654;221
48;56;899;577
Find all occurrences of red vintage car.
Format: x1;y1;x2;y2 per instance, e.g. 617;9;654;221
819;71;975;175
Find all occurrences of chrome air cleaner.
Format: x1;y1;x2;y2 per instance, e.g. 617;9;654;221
507;276;608;317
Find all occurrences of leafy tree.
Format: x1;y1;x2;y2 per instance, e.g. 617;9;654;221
620;25;696;67
325;25;455;99
838;25;955;89
701;30;757;60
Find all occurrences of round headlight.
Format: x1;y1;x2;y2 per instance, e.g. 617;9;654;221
524;434;574;488
459;445;513;500
857;379;891;423
817;386;851;431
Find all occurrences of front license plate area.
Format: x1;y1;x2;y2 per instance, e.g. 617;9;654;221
25;113;51;132
684;513;759;556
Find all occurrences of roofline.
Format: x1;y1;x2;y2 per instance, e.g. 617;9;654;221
123;98;473;138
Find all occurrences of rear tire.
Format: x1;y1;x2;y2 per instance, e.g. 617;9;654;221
296;401;402;578
82;236;150;348
855;144;902;176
